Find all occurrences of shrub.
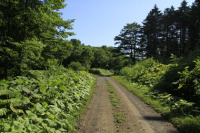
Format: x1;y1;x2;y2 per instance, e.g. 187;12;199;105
120;58;159;84
176;59;200;105
68;62;85;71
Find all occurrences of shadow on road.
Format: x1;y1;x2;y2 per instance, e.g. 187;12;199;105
143;116;164;121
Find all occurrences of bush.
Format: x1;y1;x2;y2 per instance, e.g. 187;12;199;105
68;62;85;71
176;59;200;105
120;58;159;84
172;116;200;133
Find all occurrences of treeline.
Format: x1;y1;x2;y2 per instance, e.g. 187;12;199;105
0;0;74;78
0;0;126;79
115;0;200;63
64;39;127;71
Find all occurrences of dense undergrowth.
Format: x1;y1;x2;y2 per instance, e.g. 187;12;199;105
117;55;200;132
0;67;95;132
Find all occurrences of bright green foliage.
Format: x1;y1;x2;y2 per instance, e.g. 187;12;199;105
119;58;200;115
0;68;95;132
120;58;164;85
92;48;109;68
66;39;83;64
19;38;45;70
68;62;86;71
42;39;73;66
120;58;179;88
91;46;127;70
109;55;127;71
0;0;74;78
172;116;200;133
80;46;94;70
176;60;200;104
65;39;95;70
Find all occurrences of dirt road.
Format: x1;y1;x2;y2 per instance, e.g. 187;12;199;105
76;76;178;133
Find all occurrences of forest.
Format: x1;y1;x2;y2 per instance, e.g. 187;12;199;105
0;0;200;132
0;0;127;79
115;0;200;64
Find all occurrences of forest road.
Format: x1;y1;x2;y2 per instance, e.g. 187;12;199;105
76;76;178;133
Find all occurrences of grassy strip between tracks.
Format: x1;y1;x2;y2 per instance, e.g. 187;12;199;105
105;79;126;131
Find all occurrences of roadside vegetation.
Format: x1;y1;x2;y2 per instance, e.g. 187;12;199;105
114;54;200;133
0;66;96;132
112;1;200;132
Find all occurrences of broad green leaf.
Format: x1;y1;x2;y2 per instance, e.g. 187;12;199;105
36;103;45;113
26;110;38;120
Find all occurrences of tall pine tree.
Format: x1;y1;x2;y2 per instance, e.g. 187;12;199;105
142;5;163;59
114;22;141;64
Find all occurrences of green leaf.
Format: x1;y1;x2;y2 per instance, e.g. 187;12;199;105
48;105;61;115
3;123;11;131
26;110;38;120
28;124;40;132
0;108;8;116
42;102;48;108
36;103;45;113
48;114;55;120
40;85;47;95
43;119;57;127
10;105;18;113
21;86;31;94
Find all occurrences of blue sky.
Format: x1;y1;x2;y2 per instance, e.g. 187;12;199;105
61;0;194;47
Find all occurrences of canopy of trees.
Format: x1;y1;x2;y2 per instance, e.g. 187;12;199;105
0;1;127;79
0;0;75;78
115;0;200;63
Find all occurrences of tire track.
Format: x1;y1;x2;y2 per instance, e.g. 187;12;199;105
76;76;116;133
106;76;178;133
76;76;178;133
